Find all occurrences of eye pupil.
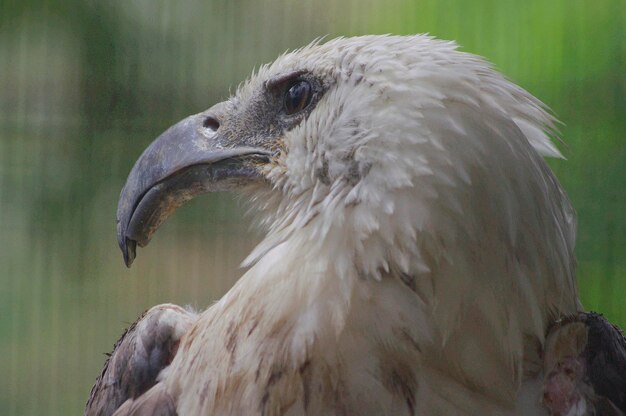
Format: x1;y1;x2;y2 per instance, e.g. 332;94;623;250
284;80;312;115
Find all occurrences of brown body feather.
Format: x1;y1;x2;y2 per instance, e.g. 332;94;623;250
86;305;195;416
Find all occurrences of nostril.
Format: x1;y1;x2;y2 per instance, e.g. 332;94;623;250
202;115;220;131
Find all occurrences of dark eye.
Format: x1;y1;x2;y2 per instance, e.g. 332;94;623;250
284;80;312;115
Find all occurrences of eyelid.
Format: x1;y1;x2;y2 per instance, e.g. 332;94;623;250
264;70;308;91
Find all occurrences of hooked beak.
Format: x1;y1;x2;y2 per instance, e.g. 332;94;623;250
116;112;271;267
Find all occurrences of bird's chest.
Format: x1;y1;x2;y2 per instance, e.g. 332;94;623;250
170;277;429;415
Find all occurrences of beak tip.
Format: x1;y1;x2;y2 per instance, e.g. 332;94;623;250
118;232;137;268
123;239;137;268
117;211;137;267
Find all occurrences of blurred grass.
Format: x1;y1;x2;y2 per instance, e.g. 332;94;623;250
0;0;624;414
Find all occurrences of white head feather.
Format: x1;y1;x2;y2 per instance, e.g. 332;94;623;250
241;35;577;314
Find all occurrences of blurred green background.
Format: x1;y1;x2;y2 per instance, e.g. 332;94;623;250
0;0;624;414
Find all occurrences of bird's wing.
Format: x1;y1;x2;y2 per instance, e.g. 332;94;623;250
111;383;177;416
85;304;196;416
543;312;626;416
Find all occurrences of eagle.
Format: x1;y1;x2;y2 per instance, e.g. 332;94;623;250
87;35;626;415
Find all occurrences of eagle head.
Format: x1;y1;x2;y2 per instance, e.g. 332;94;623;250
117;35;577;323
